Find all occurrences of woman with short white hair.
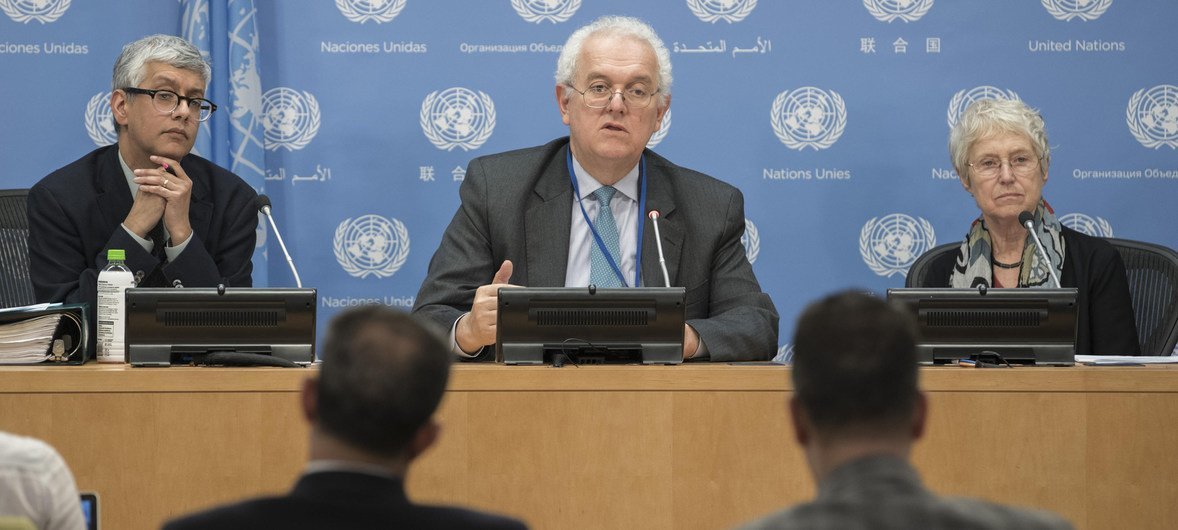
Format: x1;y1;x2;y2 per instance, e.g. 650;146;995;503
922;98;1139;355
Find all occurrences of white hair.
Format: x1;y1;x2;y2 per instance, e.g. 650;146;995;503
554;16;672;105
949;99;1051;181
111;34;210;129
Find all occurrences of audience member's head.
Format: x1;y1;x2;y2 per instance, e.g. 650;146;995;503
789;291;925;479
305;305;452;468
165;307;529;529
0;430;85;530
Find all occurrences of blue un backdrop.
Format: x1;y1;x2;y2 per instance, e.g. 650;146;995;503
1;0;1175;359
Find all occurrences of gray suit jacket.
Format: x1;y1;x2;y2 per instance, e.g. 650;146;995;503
735;456;1074;530
412;138;778;362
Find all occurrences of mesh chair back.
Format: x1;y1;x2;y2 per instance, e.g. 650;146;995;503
1107;238;1178;356
0;189;34;307
905;242;959;288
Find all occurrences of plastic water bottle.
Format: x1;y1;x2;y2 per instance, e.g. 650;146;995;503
96;249;135;363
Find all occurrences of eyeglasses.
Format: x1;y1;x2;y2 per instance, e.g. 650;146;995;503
121;87;217;122
967;153;1043;180
567;83;660;109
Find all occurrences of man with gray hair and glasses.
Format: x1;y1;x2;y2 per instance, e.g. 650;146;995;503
28;34;258;352
414;15;778;362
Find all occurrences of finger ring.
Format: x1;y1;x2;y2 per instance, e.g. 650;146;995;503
163;179;169;187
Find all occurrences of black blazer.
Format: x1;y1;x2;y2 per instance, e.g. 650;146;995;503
161;471;528;530
926;227;1140;355
412;137;780;361
27;145;257;351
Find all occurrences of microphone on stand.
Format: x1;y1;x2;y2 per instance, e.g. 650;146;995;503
1019;211;1061;289
255;194;303;288
648;210;671;288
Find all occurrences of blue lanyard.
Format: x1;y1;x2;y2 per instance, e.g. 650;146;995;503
567;148;647;288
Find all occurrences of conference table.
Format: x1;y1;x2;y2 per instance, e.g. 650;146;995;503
0;363;1175;530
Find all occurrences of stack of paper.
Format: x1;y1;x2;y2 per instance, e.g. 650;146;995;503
1075;355;1178;365
0;313;61;364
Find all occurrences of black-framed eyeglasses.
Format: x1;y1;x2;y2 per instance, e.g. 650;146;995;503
121;87;217;122
566;83;660;109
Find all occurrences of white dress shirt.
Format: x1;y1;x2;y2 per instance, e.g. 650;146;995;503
0;431;84;530
564;155;641;287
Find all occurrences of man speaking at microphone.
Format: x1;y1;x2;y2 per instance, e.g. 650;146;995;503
28;35;258;344
413;16;778;361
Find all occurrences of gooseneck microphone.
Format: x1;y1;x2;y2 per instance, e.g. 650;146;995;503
648;210;671;288
1019;211;1061;289
255;194;303;288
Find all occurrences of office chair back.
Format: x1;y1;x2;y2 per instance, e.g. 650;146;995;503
1107;238;1178;356
904;242;958;289
0;189;35;307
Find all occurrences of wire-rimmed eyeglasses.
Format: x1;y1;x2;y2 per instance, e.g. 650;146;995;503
967;153;1044;180
566;83;660;109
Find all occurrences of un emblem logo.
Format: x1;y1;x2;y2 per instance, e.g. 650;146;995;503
1041;0;1112;21
742;218;761;265
84;92;117;147
1127;85;1178;150
863;0;934;23
1059;213;1114;237
0;0;70;23
333;215;411;279
646;110;671;149
771;87;847;151
947;86;1020;129
261;87;320;152
860;214;936;278
687;0;757;24
335;0;405;24
421;87;496;152
511;0;579;23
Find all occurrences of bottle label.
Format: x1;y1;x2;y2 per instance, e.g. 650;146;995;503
96;269;135;363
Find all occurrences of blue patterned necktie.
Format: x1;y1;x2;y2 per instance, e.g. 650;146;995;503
589;186;624;288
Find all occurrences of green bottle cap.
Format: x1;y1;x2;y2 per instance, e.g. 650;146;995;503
107;249;126;261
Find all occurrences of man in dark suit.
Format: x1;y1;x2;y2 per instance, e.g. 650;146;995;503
413;16;778;362
735;291;1073;530
162;305;528;530
27;34;257;349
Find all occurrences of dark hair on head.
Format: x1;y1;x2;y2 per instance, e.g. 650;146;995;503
791;290;919;436
316;305;452;457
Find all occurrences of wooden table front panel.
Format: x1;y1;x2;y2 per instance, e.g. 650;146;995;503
0;364;1174;530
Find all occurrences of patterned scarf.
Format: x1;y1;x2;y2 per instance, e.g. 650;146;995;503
949;199;1065;289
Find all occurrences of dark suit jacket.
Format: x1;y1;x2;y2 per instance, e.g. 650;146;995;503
925;226;1140;355
27;144;257;352
412;138;779;362
736;455;1074;530
161;471;528;530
